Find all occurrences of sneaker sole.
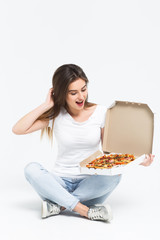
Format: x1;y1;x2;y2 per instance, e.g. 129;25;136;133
41;201;48;219
104;203;113;222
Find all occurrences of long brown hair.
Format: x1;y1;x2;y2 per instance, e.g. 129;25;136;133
37;64;95;142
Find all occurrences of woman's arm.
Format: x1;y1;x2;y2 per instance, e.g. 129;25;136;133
12;88;54;135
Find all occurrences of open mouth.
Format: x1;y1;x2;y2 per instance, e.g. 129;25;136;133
76;100;84;107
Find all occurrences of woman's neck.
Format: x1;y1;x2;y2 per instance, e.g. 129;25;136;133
67;107;85;117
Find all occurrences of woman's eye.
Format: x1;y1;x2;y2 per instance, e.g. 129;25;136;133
70;89;86;95
82;88;86;92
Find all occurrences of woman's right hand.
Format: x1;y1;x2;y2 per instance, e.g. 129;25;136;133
44;88;54;109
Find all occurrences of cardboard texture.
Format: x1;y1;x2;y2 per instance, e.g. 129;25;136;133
80;101;154;175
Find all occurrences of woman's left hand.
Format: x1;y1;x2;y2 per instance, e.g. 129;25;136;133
140;154;155;167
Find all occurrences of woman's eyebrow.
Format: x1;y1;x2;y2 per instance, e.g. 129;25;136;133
82;84;87;89
68;84;87;92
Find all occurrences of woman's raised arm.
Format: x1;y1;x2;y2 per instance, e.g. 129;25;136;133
12;88;54;135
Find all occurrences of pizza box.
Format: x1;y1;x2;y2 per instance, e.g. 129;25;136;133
80;100;154;175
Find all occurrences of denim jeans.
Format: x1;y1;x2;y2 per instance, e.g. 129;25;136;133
24;162;122;211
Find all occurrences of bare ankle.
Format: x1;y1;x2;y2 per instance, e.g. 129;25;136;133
73;202;89;218
60;206;66;211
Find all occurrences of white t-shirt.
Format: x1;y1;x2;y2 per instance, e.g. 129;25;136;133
48;104;107;178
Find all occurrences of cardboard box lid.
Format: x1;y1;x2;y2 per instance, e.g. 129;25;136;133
102;101;154;156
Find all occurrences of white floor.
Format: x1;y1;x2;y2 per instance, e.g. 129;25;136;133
1;159;160;240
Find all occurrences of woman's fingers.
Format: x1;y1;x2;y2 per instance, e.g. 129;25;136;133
141;154;155;166
44;88;54;108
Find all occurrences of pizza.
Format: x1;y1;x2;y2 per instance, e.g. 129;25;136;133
86;153;135;169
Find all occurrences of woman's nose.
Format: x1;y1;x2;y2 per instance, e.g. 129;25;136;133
77;91;83;99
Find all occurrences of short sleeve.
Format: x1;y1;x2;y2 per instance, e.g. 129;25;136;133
100;105;108;128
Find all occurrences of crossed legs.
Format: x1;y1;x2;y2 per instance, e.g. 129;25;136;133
24;162;121;218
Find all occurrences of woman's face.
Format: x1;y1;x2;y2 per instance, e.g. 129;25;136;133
65;78;88;112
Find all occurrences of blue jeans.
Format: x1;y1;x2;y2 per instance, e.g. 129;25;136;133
24;162;122;211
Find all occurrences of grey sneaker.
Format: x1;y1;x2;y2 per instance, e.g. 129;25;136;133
88;204;113;222
41;200;61;219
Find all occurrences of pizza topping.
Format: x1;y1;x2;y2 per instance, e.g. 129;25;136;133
86;153;135;169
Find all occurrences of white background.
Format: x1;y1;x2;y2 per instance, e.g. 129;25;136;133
1;0;160;240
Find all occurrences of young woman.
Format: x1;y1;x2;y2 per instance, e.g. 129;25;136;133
12;64;154;222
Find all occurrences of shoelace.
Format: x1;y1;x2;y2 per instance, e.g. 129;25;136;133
89;207;103;220
48;203;60;214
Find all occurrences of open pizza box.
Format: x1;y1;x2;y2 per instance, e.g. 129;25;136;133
80;101;154;175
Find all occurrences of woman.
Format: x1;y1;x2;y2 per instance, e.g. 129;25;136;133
12;64;154;222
